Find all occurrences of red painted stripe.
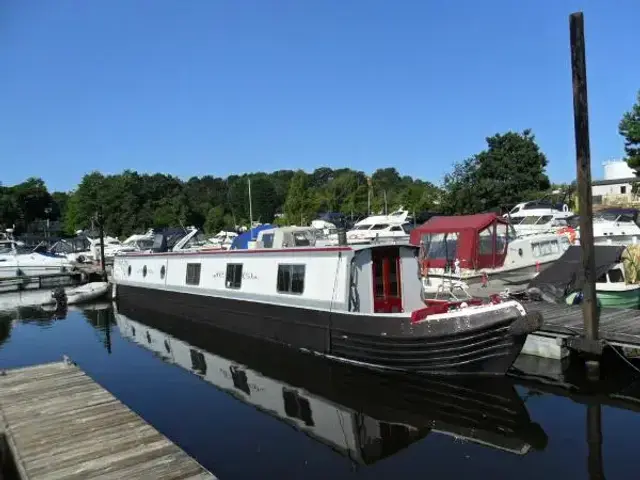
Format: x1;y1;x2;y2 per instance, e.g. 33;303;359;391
119;246;353;258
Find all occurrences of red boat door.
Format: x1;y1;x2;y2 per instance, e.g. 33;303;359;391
372;247;403;313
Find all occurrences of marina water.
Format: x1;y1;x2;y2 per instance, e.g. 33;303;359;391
1;302;640;479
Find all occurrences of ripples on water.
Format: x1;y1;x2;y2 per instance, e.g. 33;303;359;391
1;301;640;479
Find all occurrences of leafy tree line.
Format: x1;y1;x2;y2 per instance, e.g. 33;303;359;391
15;107;640;239
0;130;559;237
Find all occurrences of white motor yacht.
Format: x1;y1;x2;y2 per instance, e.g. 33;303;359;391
590;209;640;246
344;208;414;245
0;237;74;278
506;200;574;236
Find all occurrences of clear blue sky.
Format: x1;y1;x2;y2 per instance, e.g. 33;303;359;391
2;0;639;192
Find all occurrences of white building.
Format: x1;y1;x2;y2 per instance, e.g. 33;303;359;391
592;160;637;203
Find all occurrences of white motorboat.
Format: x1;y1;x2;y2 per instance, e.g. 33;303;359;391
590;208;640;246
42;282;110;307
206;231;238;250
343;207;413;245
505;200;574;236
0;239;75;278
411;213;570;299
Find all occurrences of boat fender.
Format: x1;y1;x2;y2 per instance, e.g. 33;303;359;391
557;226;577;244
508;311;543;336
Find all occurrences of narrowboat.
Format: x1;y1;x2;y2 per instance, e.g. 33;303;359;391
112;227;544;376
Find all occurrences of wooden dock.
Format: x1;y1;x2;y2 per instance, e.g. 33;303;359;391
0;360;216;480
529;302;640;349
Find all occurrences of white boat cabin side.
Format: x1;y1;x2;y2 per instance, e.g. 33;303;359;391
114;244;425;315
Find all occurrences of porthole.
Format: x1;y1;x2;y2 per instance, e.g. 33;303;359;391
164;340;171;353
131;326;136;337
146;331;151;344
518;248;523;257
160;265;166;279
127;265;132;276
142;265;147;278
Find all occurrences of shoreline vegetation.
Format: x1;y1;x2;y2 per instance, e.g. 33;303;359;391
4;85;640;240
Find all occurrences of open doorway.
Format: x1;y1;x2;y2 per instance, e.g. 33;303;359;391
371;247;403;313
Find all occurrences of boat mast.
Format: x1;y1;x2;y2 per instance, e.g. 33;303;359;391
248;178;254;239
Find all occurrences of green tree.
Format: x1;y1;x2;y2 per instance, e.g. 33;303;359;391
442;130;550;214
204;206;227;233
283;170;316;225
0;177;54;233
620;90;640;173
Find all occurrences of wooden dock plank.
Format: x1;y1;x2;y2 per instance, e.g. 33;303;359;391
0;361;216;480
527;301;640;347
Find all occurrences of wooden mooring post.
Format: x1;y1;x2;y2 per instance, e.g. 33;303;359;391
566;11;603;377
97;208;107;281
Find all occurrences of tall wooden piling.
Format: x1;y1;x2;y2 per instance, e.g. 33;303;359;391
569;12;600;373
97;208;107;281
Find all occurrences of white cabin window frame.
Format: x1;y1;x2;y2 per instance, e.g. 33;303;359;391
277;264;306;295
531;240;559;258
186;263;202;285
225;263;243;289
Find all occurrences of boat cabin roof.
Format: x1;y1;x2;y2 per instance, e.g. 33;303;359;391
255;226;319;249
410;213;507;238
409;213;510;270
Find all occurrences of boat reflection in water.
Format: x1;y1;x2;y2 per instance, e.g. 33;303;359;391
114;304;548;465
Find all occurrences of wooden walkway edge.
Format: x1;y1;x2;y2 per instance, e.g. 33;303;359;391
528;302;640;348
0;360;216;480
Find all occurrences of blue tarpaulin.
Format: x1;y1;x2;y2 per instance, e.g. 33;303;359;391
230;224;275;250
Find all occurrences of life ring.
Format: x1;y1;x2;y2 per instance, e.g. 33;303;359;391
557;226;577;244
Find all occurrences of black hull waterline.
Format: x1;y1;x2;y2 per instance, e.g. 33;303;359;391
116;285;543;376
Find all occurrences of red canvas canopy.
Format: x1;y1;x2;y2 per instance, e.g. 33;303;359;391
410;213;510;270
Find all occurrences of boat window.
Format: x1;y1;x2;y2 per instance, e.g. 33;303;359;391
186;263;201;285
282;388;314;426
389;226;403;232
277;264;305;294
370;224;389;230
531;240;559;257
509;217;525;225
609;268;625;283
478;227;494;255
421;233;458;261
225;263;243;289
520;216;542;225
354;225;371;230
142;265;147;278
230;366;250;395
293;232;311;247
262;233;274;248
496;223;508;254
189;349;207;375
388;257;399;296
373;256;384;297
401;223;413;234
536;215;554;224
